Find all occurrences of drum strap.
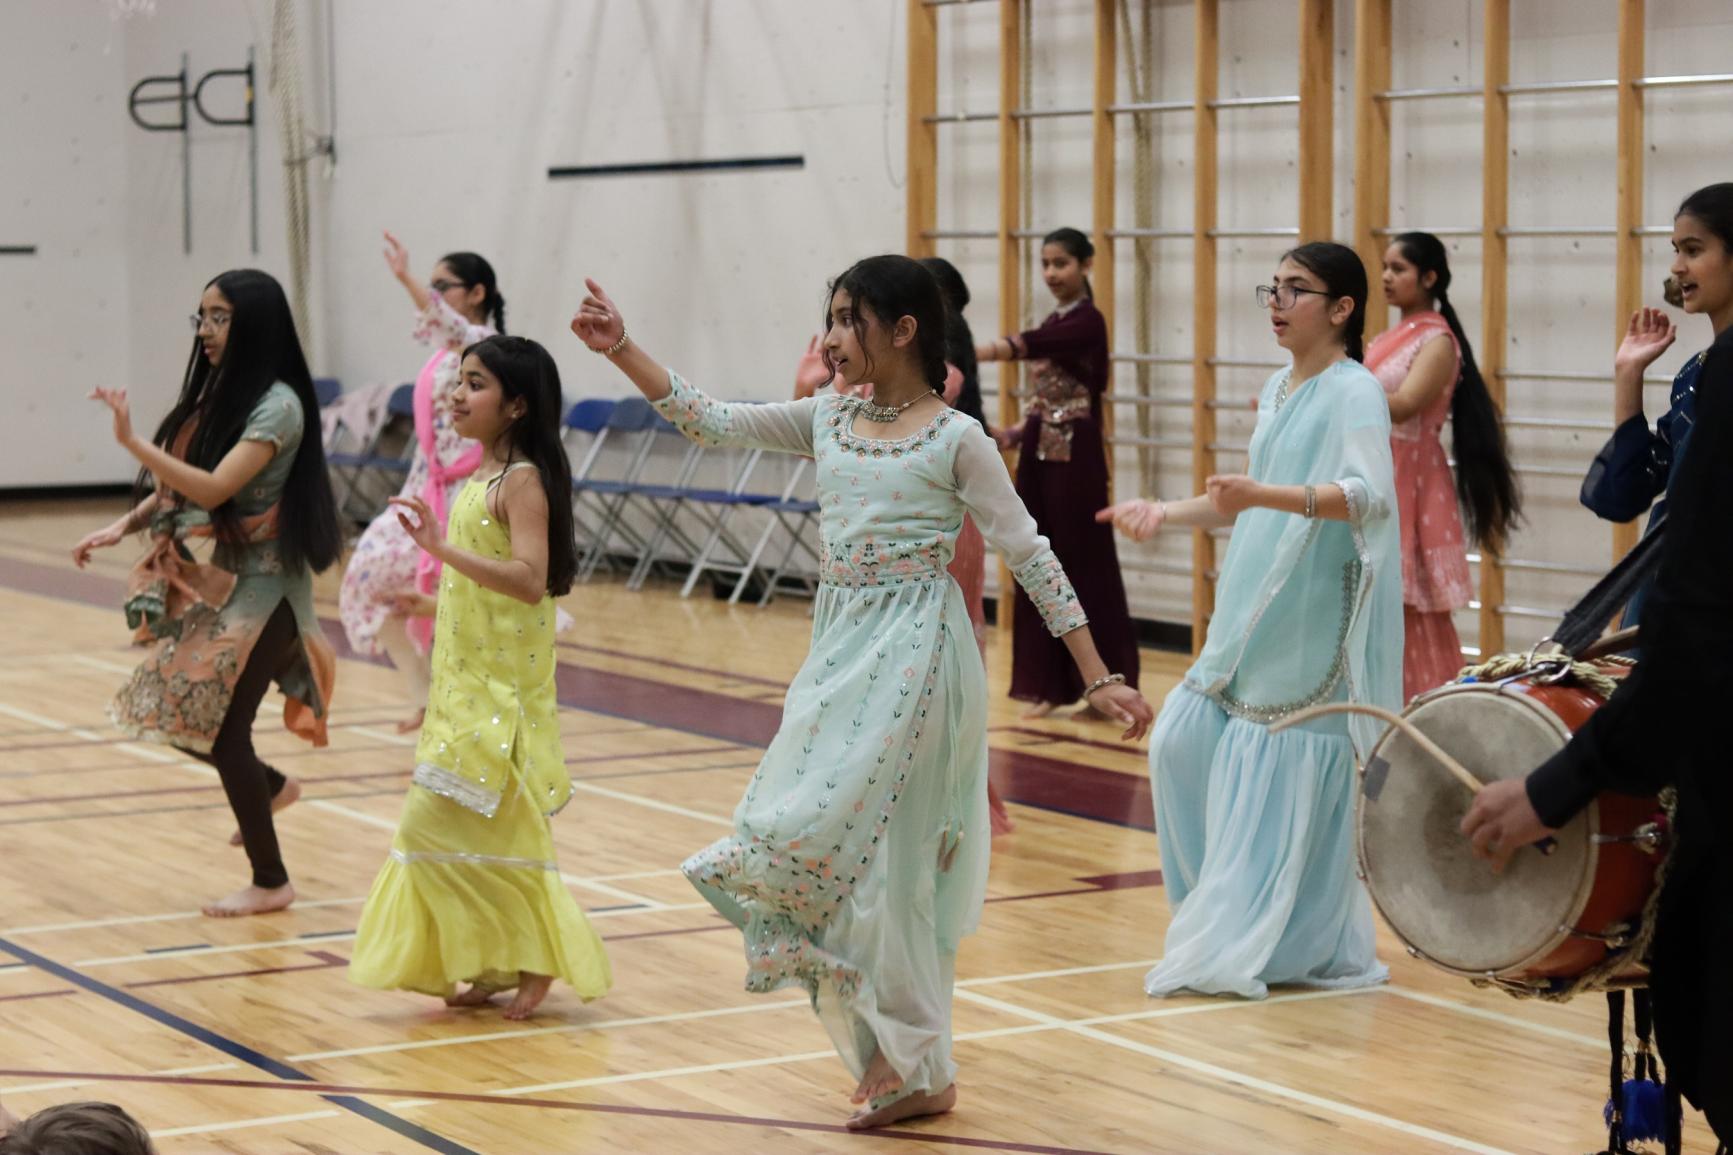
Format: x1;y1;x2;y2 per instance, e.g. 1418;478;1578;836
1554;516;1667;656
1601;988;1682;1155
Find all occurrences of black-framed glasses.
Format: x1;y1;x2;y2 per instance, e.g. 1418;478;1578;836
188;311;231;333
430;278;468;294
1255;283;1333;310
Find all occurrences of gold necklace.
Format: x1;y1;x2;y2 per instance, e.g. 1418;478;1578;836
857;389;940;423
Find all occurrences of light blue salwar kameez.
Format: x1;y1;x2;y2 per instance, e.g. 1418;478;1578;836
651;373;1089;1104
1146;359;1403;1000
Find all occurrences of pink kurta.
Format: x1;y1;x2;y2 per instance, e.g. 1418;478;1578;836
337;297;495;656
1364;312;1472;700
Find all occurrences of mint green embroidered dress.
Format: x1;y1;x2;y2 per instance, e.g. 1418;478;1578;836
654;373;1086;1103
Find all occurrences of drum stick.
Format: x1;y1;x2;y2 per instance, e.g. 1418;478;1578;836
1271;702;1484;795
1576;626;1639;662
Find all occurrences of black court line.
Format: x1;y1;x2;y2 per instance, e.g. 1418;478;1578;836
548;154;803;179
0;934;480;1155
0;245;37;256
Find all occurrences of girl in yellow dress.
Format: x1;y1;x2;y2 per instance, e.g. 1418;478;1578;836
348;335;611;1020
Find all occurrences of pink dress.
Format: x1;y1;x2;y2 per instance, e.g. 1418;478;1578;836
338;297;495;656
1364;312;1474;701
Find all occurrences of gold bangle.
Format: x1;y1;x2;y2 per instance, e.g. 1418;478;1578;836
594;329;630;357
1303;484;1317;519
1083;672;1126;698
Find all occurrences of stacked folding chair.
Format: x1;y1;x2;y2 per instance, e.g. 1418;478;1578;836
629;442;780;591
572;396;661;580
327;382;416;524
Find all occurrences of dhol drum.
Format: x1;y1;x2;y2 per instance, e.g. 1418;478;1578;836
1357;664;1667;996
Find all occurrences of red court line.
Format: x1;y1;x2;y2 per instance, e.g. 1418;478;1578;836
124;950;348;991
0;1068;1124;1154
0;555;1156;832
991;726;1149;759
0;987;79;1004
558;640;790;689
0;768;409;809
565;743;748;766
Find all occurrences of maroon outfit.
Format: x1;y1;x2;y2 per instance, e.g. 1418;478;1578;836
1004;299;1140;702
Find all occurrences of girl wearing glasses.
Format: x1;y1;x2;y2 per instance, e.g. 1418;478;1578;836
1098;242;1401;999
1368;232;1519;699
337;233;505;732
976;227;1140;720
75;270;342;917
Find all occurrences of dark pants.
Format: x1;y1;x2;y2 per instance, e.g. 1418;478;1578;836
188;600;297;889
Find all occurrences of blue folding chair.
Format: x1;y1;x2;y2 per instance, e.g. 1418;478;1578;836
561;398;617;547
572;397;661;579
735;456;823;605
327;383;415;523
313;377;342;407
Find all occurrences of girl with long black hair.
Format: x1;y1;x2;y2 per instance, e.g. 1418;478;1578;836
77;269;341;917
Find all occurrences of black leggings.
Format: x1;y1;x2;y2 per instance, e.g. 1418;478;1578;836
189;600;299;889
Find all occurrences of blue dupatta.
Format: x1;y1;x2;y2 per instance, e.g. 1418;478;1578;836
1184;360;1404;758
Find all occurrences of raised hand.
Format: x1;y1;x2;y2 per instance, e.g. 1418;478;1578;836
1613;307;1677;380
941;361;963;405
89;387;134;448
72;523;125;568
388;589;438;619
1095;498;1165;541
388;495;445;556
571;278;626;352
382;230;411;281
794;335;829;399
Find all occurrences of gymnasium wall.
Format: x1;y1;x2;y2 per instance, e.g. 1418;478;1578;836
5;0;1730;646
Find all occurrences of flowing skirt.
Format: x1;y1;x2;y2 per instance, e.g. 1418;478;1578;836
1145;684;1387;999
349;778;612;1000
683;576;988;1100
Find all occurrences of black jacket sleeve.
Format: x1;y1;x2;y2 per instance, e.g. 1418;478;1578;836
1527;327;1733;828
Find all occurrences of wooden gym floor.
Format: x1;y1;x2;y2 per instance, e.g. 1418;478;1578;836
0;496;1715;1154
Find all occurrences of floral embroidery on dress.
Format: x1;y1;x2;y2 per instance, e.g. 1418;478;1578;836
1012;552;1086;636
823;400;955;460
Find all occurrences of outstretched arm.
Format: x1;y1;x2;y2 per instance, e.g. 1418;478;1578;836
573;279;818;455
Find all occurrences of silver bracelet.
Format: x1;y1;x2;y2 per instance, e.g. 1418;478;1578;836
593;328;630;357
1303;484;1317;519
1083;672;1126;698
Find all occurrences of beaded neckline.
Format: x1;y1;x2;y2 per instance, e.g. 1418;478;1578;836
826;398;956;457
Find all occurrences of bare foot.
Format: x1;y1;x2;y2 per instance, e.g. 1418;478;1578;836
504;972;554;1020
202;882;295;918
988;781;1015;836
847;1083;957;1131
444;983;505;1008
230;777;301;846
394;707;427;735
1019;700;1056;720
850;1050;905;1106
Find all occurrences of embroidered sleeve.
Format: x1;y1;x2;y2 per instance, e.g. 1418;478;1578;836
1012;552;1088;636
952;420;1087;636
240;385;304;453
414;294;493;352
652;370;818;454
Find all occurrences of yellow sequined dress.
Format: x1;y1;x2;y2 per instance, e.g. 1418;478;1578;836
349;464;612;999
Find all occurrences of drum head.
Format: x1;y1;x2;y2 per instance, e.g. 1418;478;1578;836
1359;684;1595;975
